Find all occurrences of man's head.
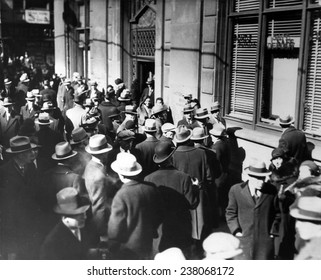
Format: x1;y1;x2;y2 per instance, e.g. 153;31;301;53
290;196;321;240
117;130;136;151
6;136;38;165
210;101;221;117
161;123;176;140
111;153;142;182
278;114;294;129
245;159;271;190
85;134;113;164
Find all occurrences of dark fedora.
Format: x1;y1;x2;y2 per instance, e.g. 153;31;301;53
244;159;271;177
194;108;210;119
54;187;90;215
70;127;89;145
52;142;77;160
153;141;176;164
6;136;37;153
117;130;135;141
290;196;321;222
278;114;294;126
114;78;123;85
175;125;192;143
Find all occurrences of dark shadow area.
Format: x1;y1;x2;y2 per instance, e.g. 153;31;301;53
307;142;315;161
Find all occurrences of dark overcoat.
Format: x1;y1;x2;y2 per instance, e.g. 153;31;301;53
40;220;98;260
107;180;163;259
226;181;280;260
20;104;37;121
0;111;21;147
172;144;212;240
145;166;199;251
278;126;310;164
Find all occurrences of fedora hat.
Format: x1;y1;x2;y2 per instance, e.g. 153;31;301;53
194;108;210;119
35;112;53;125
25;91;35;101
20;73;30;83
161;123;176;133
210;101;221;112
83;98;94;108
182;93;192;100
123;105;137;115
153;141;176;164
146;77;154;85
41;101;55;111
290;196;321;222
111;153;142;176
52;142;77;160
63;78;72;85
202;232;243;260
182;103;194;114
70;127;89;145
191;127;209;141
2;97;14;107
151;104;167;117
144;118;157;132
6;136;37;153
278;114;294;126
54;187;90;215
85;134;112;154
175;125;192;143
32;89;41;97
118;89;131;101
4;78;12;85
209;123;225;137
114;78;123;85
244;159;271;177
117;130;135;141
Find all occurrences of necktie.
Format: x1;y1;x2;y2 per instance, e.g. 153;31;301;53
254;189;260;203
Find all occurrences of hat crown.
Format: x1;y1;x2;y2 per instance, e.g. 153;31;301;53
20;73;29;82
154;141;175;160
161;123;176;133
183;103;193;113
191;127;207;139
120;89;131;99
279;114;294;125
9;136;32;152
38;112;50;123
114;153;141;174
209;123;225;136
203;232;241;258
117;130;135;140
54;142;73;159
84;98;94;107
211;101;221;112
144;118;156;131
175;125;192;142
152;104;167;115
26;91;35;99
246;159;270;176
71;127;88;143
55;187;88;215
124;105;136;113
41;101;54;111
3;97;13;106
295;196;321;220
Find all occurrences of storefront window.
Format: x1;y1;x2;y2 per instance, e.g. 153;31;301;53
260;14;302;126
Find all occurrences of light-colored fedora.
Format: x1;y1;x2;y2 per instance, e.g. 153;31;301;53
290;196;321;222
52;142;77;160
54;187;90;215
244;159;271;177
111;153;142;176
20;73;30;83
85;134;112;154
175;125;192;143
161;123;176;133
35;112;53;126
144;118;157;132
70;127;89;145
25;91;35;101
194;108;210;119
278;114;295;126
190;127;209;141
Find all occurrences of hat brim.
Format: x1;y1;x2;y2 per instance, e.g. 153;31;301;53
3;103;14;106
5;82;12;85
6;143;38;153
52;150;77;160
204;249;243;260
118;98;131;102
244;167;271;177
70;136;89;145
122;111;137;115
35;119;54;125
194;114;210;120
144;128;157;133
290;208;321;222
151;109;167;117
183;109;194;114
174;130;192;143
54;204;90;215
21;79;30;83
25;97;35;101
278;118;295;126
111;161;142;176
191;135;209;141
153;147;176;164
85;143;112;154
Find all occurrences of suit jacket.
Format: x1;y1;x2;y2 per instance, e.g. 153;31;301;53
0;111;21;147
20;104;37;121
99;101;118;132
65;104;86;138
145;166;198;251
278;126;309;164
0;159;48;259
107;180;163;259
135;136;159;178
172;144;212;240
14;83;28;112
83;159;119;236
226;181;280;260
40;220;98;260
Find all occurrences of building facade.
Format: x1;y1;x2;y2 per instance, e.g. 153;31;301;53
54;0;321;169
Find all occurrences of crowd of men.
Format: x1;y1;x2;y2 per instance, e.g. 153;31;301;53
0;71;320;260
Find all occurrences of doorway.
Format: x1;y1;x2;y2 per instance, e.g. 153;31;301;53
137;61;155;93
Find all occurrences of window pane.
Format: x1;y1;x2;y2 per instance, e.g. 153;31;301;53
228;19;258;121
268;0;303;8
304;12;321;135
234;0;260;12
260;14;301;126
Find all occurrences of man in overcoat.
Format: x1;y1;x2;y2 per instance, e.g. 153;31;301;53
108;153;163;259
145;141;199;254
226;159;280;260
